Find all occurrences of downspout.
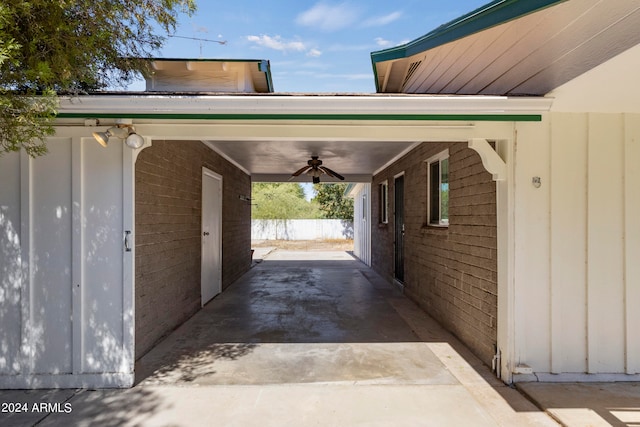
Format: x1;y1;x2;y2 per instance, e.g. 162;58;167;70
469;137;513;383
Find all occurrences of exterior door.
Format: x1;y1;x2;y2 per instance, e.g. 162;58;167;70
201;168;222;306
394;174;405;283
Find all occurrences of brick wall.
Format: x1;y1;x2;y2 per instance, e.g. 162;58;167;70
135;140;251;359
372;142;498;364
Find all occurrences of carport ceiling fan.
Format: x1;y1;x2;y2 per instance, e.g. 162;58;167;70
291;156;345;184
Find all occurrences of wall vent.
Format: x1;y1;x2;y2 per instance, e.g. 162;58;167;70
402;60;422;89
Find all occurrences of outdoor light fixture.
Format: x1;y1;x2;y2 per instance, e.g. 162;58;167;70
93;124;145;149
124;132;145;149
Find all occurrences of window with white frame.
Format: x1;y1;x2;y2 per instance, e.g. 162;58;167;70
379;181;388;223
426;150;449;226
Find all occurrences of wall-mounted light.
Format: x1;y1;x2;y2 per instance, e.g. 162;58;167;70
532;176;542;188
125;132;145;149
93;124;145;149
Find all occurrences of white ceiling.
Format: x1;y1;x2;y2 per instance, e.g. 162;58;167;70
203;139;419;182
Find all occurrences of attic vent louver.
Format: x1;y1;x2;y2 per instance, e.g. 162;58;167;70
402;60;422;88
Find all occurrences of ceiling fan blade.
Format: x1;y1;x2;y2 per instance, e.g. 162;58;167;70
320;166;345;180
292;165;312;177
319;166;335;177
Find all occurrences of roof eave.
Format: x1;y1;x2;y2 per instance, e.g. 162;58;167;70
371;0;567;65
55;94;553;121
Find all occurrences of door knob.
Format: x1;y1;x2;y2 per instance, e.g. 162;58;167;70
203;232;210;236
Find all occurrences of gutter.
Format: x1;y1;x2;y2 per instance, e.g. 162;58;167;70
56;94;553;121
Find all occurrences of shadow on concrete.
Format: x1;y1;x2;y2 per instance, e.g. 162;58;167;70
135;343;258;385
132;249;553;425
517;382;640;427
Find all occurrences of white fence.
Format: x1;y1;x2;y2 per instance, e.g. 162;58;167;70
252;219;354;240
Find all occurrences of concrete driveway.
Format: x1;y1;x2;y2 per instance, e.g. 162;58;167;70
2;249;559;426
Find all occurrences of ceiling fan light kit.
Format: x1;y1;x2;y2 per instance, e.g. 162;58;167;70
291;156;345;183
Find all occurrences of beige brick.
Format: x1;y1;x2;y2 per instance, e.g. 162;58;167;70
134;140;251;359
372;141;498;366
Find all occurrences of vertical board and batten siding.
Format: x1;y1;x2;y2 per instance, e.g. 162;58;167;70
349;183;371;266
0;137;132;387
515;113;640;377
549;114;588;374
511;119;551;372
0;151;21;375
586;114;625;372
31;140;73;374
625;117;640;374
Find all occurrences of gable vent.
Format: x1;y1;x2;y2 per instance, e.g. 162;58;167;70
402;60;422;88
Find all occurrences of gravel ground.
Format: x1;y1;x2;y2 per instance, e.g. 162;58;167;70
251;239;354;251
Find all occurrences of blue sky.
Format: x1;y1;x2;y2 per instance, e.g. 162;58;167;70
146;0;490;93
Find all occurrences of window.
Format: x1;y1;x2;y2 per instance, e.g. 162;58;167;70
426;150;449;226
362;194;367;219
379;181;388;223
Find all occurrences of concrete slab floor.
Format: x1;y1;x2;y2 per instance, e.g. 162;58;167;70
1;249;562;426
517;382;640;427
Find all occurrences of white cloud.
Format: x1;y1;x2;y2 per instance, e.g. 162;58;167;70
362;11;402;27
375;37;393;47
307;48;323;57
247;35;307;53
296;2;359;31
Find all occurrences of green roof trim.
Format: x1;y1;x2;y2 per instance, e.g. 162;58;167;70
371;0;567;84
258;60;274;93
57;112;541;122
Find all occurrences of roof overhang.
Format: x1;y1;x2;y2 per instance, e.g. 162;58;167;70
57;94;552;182
58;94;551;118
146;58;274;93
372;0;640;95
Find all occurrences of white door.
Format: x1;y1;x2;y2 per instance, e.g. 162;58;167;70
201;168;222;306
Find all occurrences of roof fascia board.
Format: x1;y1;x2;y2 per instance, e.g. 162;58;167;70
59;112;542;122
371;0;567;64
58;95;552;119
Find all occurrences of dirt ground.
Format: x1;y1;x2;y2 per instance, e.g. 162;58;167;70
251;239;354;251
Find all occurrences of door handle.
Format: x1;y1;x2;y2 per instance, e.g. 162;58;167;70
124;230;132;252
203;232;210;236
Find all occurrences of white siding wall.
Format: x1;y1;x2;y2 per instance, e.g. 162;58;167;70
0;136;134;388
0;152;22;375
351;184;371;266
513;113;640;379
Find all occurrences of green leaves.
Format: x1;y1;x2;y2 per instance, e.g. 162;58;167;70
0;0;196;156
0;91;57;156
312;183;354;220
252;183;320;220
251;183;354;221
